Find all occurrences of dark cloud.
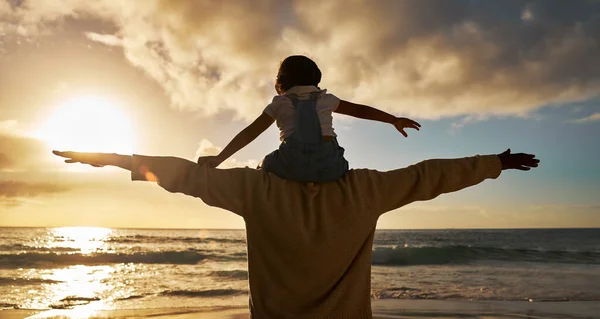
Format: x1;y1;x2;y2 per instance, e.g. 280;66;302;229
0;131;49;170
299;0;600;117
0;153;11;169
0;180;70;208
1;0;600;119
0;180;69;198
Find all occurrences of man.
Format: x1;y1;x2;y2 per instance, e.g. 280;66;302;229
54;149;538;319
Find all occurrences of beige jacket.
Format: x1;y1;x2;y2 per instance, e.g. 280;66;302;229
131;155;502;318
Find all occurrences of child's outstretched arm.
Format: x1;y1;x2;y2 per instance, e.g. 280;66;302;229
335;100;421;137
199;113;274;168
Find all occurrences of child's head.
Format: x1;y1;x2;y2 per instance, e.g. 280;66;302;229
275;55;322;95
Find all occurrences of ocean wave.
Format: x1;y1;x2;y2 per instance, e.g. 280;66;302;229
209;254;248;262
159;288;247;297
209;270;248;280
106;235;245;244
371;245;600;266
50;296;100;309
0;277;62;285
3;245;597;269
115;294;148;301
60;296;100;302
370;288;600;302
0;244;79;252
0;251;210;268
0;303;18;309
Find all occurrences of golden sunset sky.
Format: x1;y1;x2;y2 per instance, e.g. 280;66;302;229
1;0;599;229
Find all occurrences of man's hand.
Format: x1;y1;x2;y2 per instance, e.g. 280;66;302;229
197;155;224;168
393;117;421;137
52;151;132;170
497;149;540;171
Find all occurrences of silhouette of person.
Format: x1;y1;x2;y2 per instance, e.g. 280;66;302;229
54;149;538;318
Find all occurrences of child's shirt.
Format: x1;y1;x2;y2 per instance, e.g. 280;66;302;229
263;85;340;141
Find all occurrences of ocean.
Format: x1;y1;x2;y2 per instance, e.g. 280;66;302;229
1;227;599;312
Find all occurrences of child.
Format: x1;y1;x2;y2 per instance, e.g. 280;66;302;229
198;55;421;182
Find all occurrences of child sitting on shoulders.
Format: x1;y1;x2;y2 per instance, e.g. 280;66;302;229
198;55;421;182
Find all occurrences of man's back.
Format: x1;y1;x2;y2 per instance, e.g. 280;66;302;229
128;153;503;318
244;178;378;318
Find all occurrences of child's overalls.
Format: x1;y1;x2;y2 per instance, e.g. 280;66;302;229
262;92;349;182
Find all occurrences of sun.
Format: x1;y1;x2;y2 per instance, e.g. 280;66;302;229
36;96;134;154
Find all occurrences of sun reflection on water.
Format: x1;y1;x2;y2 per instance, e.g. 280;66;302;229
50;227;112;254
26;227;118;318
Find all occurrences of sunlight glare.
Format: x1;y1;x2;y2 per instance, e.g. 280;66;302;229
30;265;115;318
23;228;117;317
51;227;112;254
36;96;134;154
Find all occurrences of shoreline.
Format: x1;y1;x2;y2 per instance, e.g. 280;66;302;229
3;299;600;319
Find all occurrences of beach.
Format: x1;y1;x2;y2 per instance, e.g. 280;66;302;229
2;228;599;319
3;300;600;319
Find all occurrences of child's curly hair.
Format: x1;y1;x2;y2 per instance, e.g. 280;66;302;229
275;55;322;95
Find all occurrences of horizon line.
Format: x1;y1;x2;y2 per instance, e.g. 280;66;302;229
1;226;598;231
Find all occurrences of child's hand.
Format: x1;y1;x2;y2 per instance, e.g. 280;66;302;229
198;155;223;168
393;117;421;137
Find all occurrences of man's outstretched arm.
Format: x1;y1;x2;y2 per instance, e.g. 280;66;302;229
364;149;539;215
52;151;261;217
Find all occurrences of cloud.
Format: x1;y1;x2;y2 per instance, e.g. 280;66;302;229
0;180;70;208
0;153;10;168
195;139;222;158
568;112;600;123
0;121;51;171
2;0;600;120
84;32;122;46
449;114;491;133
195;139;258;169
527;204;600;210
0;180;69;198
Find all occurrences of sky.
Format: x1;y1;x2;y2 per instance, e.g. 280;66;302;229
0;0;599;229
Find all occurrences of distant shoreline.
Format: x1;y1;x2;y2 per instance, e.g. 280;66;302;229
1;226;599;231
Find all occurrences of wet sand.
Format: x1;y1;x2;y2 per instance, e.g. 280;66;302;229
3;299;600;319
